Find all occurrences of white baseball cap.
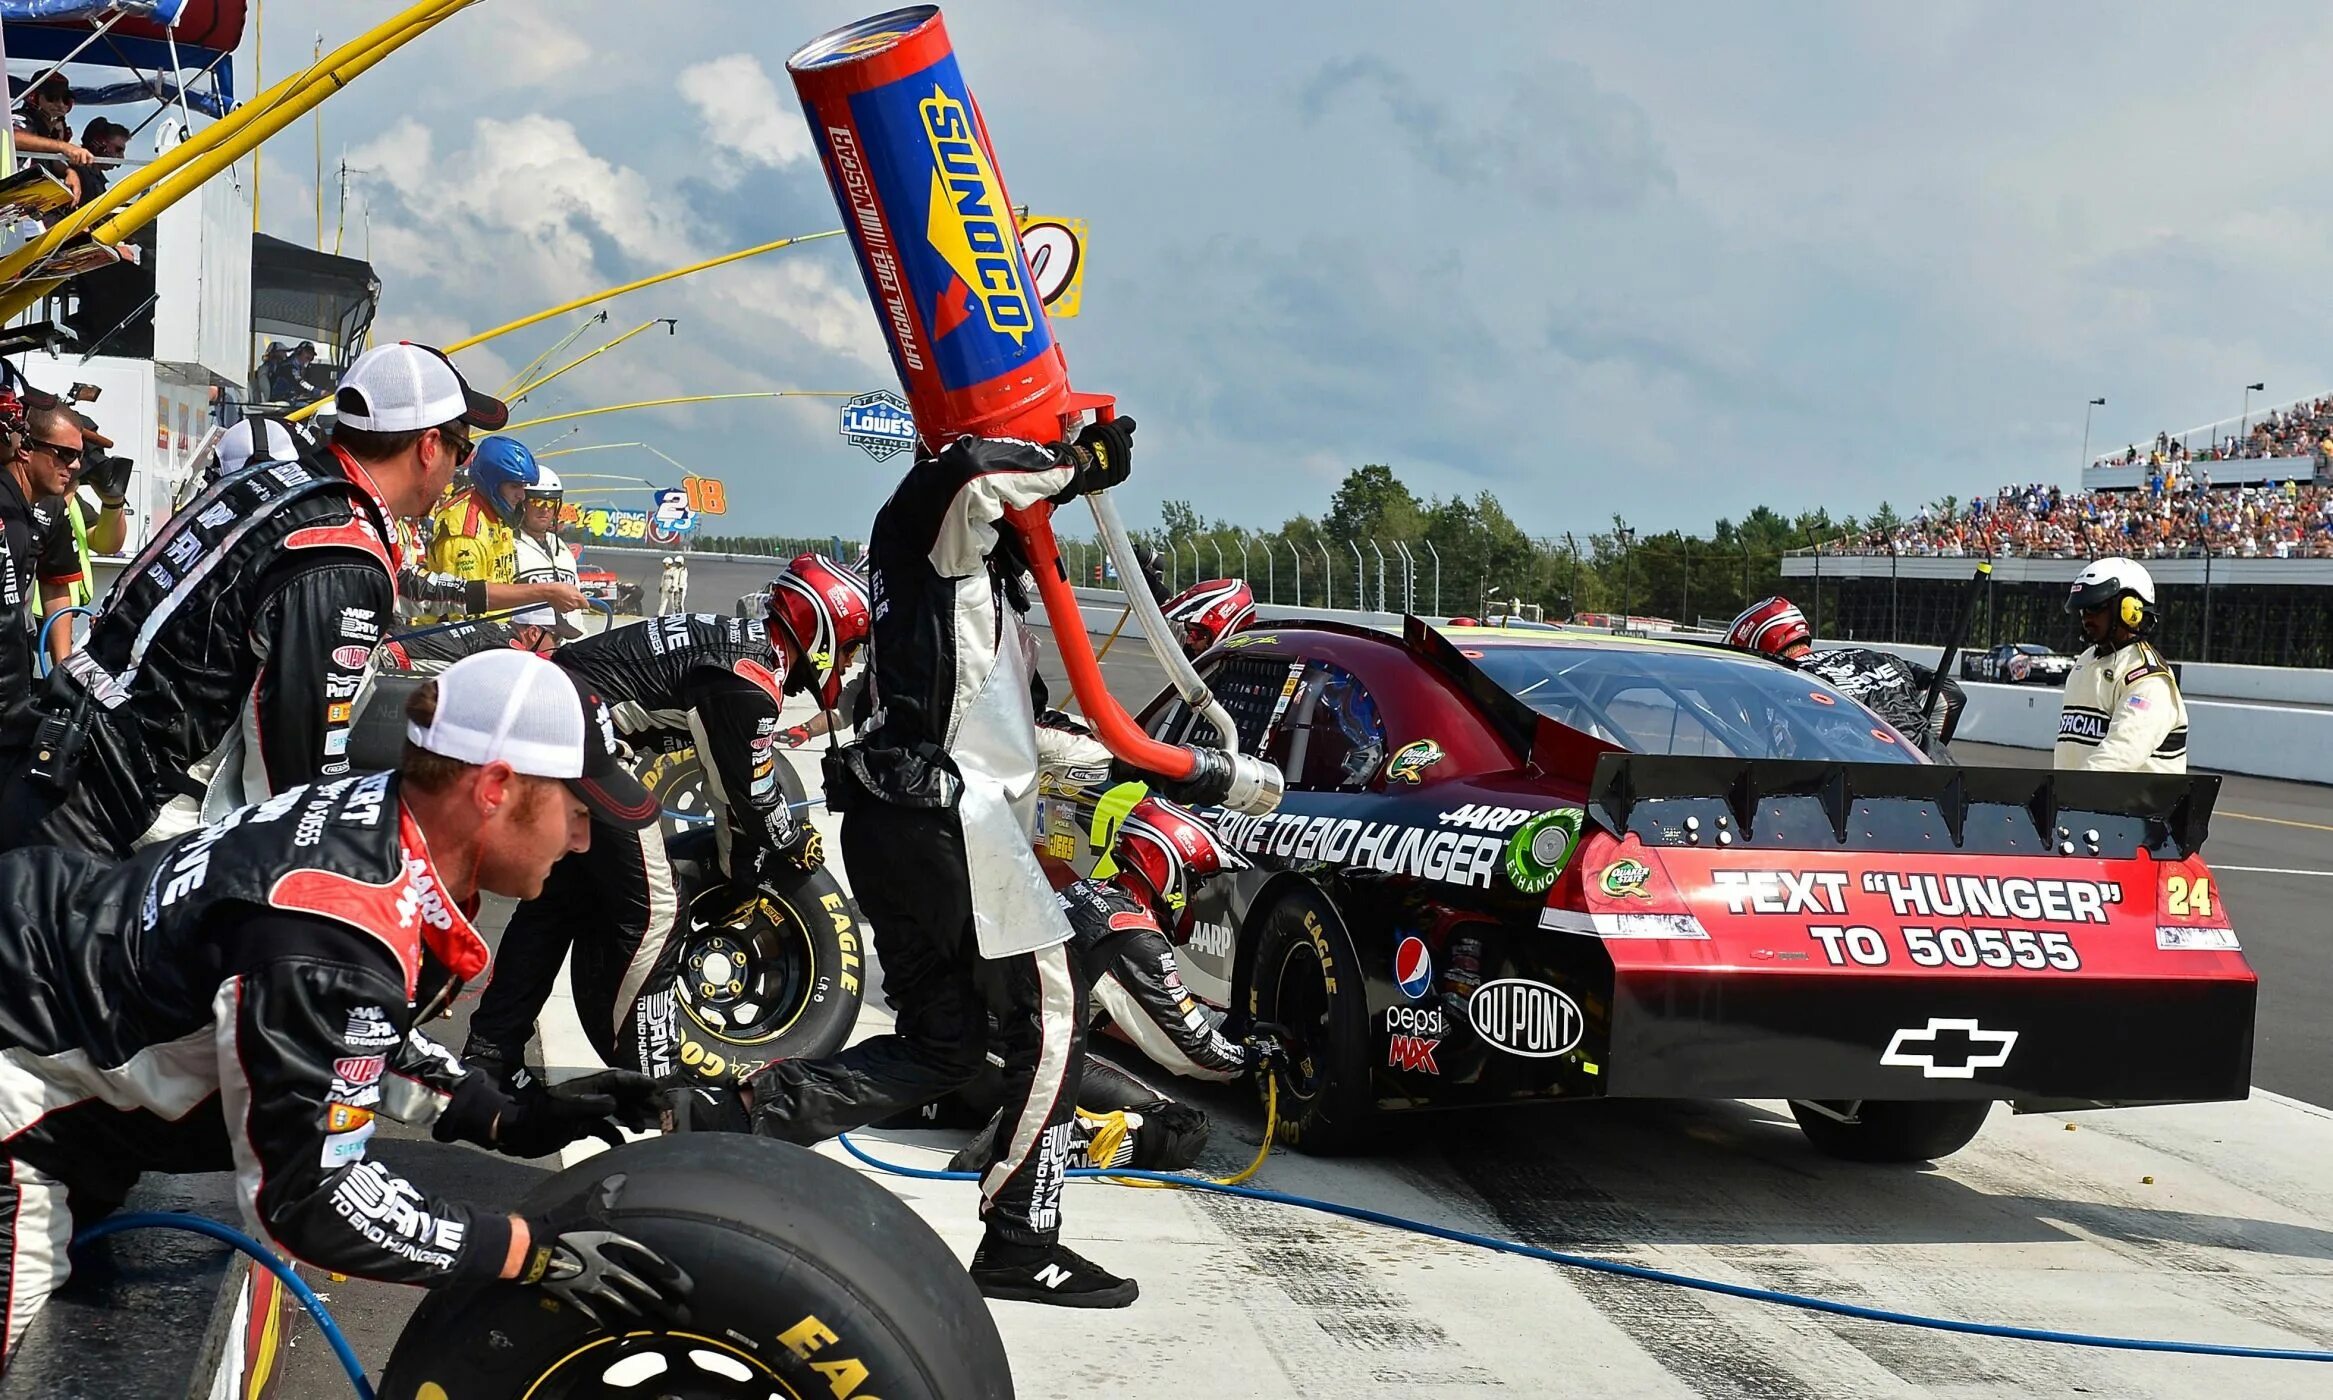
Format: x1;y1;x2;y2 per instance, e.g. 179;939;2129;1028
406;649;656;828
335;341;510;434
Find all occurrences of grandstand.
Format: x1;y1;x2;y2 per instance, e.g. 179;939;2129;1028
1779;388;2333;668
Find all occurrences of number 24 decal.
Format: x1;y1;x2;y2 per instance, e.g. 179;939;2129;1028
2166;874;2214;918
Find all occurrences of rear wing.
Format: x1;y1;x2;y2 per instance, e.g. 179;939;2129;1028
1587;755;2218;859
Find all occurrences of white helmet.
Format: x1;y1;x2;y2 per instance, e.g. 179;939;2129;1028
2067;556;2156;628
524;464;563;497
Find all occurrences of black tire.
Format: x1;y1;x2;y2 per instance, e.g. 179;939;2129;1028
377;1135;1012;1400
1790;1099;1992;1163
662;865;866;1082
1246;890;1373;1155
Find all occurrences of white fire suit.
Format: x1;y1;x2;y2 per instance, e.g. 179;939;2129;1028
2054;638;2189;773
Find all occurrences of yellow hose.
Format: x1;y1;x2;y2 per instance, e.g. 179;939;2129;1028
1105;1074;1275;1190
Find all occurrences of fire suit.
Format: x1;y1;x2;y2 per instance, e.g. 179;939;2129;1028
0;771;517;1364
2054;637;2189;773
466;614;812;1081
423;488;519;620
379;617;532;674
0;446;398;857
1799;646;1965;755
749;435;1100;1247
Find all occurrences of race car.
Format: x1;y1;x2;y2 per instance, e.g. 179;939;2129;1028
1062;619;2250;1163
1961;641;2076;685
576;562;644;614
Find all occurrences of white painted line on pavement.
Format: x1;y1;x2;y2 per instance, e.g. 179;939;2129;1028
2210;864;2333;877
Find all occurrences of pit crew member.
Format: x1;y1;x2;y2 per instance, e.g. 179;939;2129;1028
747;417;1262;1309
425;435;588;622
0;650;688;1368
0;342;508;856
0;394;85;741
2056;556;2188;773
460;567;867;1091
1159;577;1257;660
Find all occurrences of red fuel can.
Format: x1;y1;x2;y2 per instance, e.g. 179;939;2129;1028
788;7;1097;450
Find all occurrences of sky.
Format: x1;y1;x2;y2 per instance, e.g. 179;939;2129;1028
167;1;2333;537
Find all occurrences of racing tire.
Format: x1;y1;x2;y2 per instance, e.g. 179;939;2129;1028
638;747;809;847
376;1134;1013;1400
659;866;866;1084
1248;890;1374;1155
1790;1099;1992;1163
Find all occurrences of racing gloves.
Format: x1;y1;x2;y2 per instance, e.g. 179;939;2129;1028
1049;416;1137;504
433;1067;663;1158
1243;1021;1294;1073
777;724;814;749
518;1176;693;1329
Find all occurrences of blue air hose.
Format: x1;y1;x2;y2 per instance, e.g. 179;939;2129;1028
834;1134;2333;1365
73;1212;375;1398
33;604;95;678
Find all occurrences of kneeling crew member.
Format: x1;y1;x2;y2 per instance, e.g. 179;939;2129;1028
2057;557;2188;773
0;650;688;1366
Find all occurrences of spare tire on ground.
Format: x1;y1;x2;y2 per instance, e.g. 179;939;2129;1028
377;1134;1013;1399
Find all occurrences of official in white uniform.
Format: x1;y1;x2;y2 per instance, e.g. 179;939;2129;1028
2054;557;2188;773
511;467;584;641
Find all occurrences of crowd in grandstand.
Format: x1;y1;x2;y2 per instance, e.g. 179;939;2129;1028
2097;393;2333;467
1833;476;2333;560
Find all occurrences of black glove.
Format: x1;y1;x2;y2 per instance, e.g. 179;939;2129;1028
81;453;133;506
518;1175;693;1329
777;824;824;873
1243;1020;1295;1071
1049;416;1136;504
1117;746;1236;808
493;1070;664;1159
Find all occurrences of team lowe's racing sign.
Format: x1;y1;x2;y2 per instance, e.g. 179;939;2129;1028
1536;833;2256;1103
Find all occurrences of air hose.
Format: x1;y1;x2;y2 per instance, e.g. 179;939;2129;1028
73;1212;376;1399
834;1111;2333;1366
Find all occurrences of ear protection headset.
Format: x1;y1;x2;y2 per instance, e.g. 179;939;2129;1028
2119;593;2146;631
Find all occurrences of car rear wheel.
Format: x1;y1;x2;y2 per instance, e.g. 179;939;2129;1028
1248;891;1373;1155
1790;1099;1992;1163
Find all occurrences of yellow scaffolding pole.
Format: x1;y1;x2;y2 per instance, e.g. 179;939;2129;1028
0;0;476;319
503;391;854;435
535;442;646;460
510;318;676;402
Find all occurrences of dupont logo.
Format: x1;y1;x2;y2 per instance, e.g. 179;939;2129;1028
331;644;373;669
1468;978;1584;1059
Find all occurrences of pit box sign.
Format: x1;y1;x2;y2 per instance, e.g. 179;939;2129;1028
841;391;918;461
1018;215;1087;319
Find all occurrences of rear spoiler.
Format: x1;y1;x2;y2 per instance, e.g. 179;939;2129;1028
1588;755;2219;859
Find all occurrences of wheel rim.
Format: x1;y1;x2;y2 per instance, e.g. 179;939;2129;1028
675;896;818;1045
1270;936;1331;1108
521;1330;812;1399
646;760;710;846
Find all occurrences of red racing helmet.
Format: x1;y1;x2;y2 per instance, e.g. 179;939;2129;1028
1108;794;1249;940
1160;578;1256;660
1726;596;1812;659
766;553;872;709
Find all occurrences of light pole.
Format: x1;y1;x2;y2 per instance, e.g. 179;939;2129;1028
1617;524;1637;633
1236;532;1253;588
1314;536;1334;609
1423;541;1442;616
1347;539;1365;612
1368;540;1386;613
1260;535;1277;604
1393;540;1416;614
1288;536;1304;607
2242;382;2265;448
1212;537;1226;579
1564;533;1581;621
2080;395;2105;474
1184;537;1203;590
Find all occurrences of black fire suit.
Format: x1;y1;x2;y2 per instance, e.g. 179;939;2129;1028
1800;646;1965;756
750;435;1111;1247
379;617;529;674
0;447;399;857
0;466;82;748
0;771;519;1365
467;614;811;1080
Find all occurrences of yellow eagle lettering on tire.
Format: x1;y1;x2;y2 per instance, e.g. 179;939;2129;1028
775;1313;879;1398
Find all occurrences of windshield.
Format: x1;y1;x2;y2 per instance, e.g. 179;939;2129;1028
1472;644;1923;763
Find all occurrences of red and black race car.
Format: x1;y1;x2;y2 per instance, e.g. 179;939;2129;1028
1092;618;2251;1161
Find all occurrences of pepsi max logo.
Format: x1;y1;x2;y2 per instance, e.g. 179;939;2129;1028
1395;935;1432;1000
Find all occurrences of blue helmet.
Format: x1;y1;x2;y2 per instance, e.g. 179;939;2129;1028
468;436;538;523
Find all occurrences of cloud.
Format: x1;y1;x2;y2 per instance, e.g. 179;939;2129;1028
1297;55;1673;211
496;0;594;87
676;54;815;188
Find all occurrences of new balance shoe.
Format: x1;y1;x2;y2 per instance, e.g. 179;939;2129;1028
969;1237;1138;1308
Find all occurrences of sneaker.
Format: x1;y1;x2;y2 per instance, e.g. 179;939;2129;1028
970;1238;1138;1308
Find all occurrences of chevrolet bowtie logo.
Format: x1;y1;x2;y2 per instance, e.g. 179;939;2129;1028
1880;1017;2018;1079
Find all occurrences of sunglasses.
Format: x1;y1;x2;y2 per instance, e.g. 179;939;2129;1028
434;424;475;467
25;438;81;462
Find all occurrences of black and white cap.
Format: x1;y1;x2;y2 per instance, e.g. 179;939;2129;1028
335;342;510;434
213;417;306;478
407;649;656;828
